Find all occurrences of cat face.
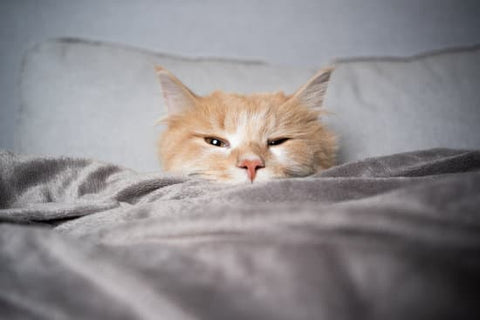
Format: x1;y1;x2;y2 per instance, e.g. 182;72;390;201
156;67;336;183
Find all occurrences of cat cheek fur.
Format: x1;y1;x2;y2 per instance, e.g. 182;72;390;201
269;144;313;177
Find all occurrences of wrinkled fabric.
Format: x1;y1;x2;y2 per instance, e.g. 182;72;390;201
1;149;480;320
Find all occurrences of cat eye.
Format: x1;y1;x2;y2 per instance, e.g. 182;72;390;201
268;138;290;146
205;137;229;148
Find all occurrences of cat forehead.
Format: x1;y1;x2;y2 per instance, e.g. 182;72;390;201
168;90;320;138
198;92;291;129
207;91;290;107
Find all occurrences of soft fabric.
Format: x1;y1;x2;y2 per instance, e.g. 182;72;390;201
325;47;480;162
17;39;480;171
1;148;480;319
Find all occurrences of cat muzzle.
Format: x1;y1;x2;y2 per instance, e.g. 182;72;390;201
237;159;265;183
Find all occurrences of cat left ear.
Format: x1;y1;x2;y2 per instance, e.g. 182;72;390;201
290;66;334;109
155;66;198;114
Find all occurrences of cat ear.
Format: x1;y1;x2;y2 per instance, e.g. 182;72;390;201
155;66;198;114
290;66;334;109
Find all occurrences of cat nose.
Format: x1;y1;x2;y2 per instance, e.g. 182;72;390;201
237;159;265;182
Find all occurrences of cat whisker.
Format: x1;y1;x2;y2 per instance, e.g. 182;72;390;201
154;115;169;126
283;165;314;178
187;171;216;179
187;171;204;177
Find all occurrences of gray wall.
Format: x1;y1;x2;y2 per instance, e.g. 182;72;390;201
1;0;480;150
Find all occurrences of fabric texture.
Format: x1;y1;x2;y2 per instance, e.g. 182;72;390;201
1;148;480;319
324;46;480;163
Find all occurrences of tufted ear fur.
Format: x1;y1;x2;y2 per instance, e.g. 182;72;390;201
155;66;198;114
289;66;334;109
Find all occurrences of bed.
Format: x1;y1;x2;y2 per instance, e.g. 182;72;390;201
1;39;480;319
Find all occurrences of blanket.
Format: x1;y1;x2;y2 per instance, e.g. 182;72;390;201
1;148;480;320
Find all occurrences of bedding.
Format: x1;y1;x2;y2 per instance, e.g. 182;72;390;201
1;148;480;319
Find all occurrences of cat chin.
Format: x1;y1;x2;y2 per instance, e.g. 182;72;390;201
227;167;278;184
184;167;278;184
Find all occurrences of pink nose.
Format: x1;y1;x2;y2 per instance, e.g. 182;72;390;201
237;159;265;182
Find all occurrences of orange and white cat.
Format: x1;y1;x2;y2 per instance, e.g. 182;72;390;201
156;67;336;183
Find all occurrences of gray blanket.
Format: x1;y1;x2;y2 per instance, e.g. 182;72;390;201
1;149;480;320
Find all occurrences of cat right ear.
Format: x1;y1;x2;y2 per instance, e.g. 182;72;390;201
155;66;198;114
290;66;334;109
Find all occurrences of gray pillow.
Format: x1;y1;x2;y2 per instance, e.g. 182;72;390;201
18;39;480;171
17;39;316;172
324;47;480;162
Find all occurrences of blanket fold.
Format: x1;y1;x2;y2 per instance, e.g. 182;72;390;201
1;148;480;320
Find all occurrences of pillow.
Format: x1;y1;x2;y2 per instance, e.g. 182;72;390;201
18;38;316;172
324;47;480;162
18;39;480;171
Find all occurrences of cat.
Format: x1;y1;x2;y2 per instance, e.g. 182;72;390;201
156;66;336;183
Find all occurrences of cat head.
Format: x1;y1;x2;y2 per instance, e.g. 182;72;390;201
156;67;336;183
